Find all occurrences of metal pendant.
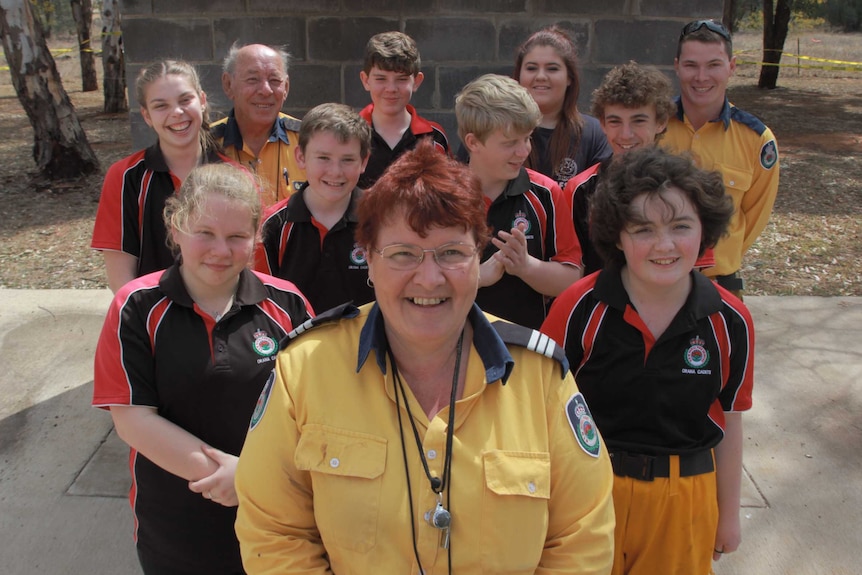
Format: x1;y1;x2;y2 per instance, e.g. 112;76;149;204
428;494;451;549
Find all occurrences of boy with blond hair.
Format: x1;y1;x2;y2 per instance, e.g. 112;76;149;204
358;31;449;188
255;103;374;312
456;74;582;329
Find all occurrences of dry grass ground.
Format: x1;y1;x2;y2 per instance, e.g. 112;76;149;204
0;31;860;294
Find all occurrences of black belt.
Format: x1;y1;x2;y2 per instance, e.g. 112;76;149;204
714;272;745;292
609;450;714;481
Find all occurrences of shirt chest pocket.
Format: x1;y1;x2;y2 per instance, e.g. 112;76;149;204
715;162;753;205
481;451;551;573
295;425;387;553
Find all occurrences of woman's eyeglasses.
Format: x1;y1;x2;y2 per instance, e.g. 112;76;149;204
374;242;478;270
680;19;731;42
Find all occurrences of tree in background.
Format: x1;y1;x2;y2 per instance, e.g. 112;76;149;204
0;0;99;178
759;0;793;88
70;0;97;91
825;0;862;30
101;0;126;112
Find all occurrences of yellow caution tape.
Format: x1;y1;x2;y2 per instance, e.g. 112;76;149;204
734;48;862;71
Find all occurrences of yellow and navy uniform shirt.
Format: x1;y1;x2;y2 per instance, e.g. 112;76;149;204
212;110;306;207
235;302;615;575
541;267;755;456
662;97;779;277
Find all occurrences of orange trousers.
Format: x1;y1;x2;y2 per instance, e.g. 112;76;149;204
611;455;719;575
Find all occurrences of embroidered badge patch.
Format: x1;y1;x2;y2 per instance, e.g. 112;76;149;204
565;393;601;457
684;336;710;369
760;140;778;169
249;369;275;431
512;210;531;234
350;243;368;266
253;329;278;357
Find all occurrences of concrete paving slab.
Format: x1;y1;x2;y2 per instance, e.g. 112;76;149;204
1;290;860;574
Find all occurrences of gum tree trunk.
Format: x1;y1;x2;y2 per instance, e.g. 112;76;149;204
70;0;97;92
0;0;99;179
101;0;127;113
758;0;792;89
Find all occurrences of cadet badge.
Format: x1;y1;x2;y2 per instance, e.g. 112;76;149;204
350;243;368;266
253;329;278;357
760;140;778;169
684;336;710;369
249;370;275;430
565;393;601;457
512;210;531;233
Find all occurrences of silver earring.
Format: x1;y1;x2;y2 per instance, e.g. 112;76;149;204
366;277;374;288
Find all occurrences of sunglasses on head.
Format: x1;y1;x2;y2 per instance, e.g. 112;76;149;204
680;19;731;42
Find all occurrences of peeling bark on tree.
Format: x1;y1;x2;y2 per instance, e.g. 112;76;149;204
0;0;99;179
759;0;792;89
101;0;127;113
70;0;97;92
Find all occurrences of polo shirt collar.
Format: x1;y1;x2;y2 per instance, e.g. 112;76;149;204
159;265;269;308
219;109;289;150
358;103;435;137
143;142;226;173
356;303;515;384
497;167;531;201
594;265;725;320
286;185;363;224
674;96;732;130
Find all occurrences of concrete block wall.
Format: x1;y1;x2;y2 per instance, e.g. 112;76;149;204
120;0;723;149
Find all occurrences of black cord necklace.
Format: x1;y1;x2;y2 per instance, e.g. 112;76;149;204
391;329;464;575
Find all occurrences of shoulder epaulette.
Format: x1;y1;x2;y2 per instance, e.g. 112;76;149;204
278;302;360;348
279;116;302;133
729;106;767;136
491;320;570;378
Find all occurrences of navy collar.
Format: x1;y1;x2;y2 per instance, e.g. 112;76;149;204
674;95;732;130
356;303;515;385
219;109;290;150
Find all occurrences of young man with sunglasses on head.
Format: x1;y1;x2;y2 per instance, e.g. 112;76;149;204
663;19;779;300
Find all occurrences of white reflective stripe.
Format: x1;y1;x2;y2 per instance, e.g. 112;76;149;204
527;330;557;359
285;317;314;340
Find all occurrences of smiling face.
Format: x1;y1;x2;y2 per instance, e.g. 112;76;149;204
517;44;571;118
618;186;702;293
172;193;256;298
222;45;289;132
367;214;480;354
674;40;735;120
465;127;532;192
601;103;667;156
297;131;369;208
359;66;423;118
140;74;206;152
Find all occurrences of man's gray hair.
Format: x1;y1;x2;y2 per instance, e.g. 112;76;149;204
223;42;291;76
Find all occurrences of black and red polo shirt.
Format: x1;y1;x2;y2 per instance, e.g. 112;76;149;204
541;267;754;456
92;265;312;573
90;143;237;278
476;167;582;330
357;103;449;189
254;185;374;313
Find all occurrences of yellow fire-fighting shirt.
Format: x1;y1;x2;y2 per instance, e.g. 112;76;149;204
662;98;779;278
235;303;615;574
